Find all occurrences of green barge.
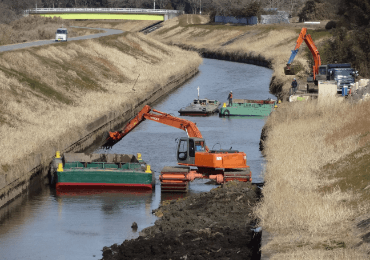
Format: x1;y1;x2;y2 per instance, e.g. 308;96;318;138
50;152;154;190
219;98;276;117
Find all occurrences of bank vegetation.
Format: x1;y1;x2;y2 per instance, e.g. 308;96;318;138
0;29;202;189
256;98;370;258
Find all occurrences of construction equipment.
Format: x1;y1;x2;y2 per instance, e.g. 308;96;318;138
285;28;321;79
104;105;251;192
285;28;358;93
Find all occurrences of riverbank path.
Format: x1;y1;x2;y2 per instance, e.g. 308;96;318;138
0;26;123;53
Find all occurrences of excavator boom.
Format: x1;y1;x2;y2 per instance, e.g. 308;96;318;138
106;105;205;149
285;28;321;79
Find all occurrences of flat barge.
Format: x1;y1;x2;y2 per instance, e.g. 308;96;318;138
50;152;154;191
178;98;220;116
219;98;276;117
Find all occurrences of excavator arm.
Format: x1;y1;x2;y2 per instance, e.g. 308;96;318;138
104;105;251;192
105;105;207;149
285;28;321;79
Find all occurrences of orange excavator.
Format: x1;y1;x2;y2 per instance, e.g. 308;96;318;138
285;27;321;80
105;105;251;192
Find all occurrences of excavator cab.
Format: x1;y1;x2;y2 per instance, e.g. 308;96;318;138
177;137;206;165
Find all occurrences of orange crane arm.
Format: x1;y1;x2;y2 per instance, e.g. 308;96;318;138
287;28;321;79
107;105;207;149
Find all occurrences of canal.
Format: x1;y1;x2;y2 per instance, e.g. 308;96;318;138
0;59;273;260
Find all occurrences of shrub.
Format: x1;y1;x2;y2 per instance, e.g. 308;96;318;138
325;20;337;30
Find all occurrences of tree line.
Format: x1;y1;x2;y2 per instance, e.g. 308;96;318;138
323;0;370;77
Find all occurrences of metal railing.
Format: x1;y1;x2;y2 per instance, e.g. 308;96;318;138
26;8;183;15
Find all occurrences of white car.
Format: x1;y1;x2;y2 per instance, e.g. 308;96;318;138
55;28;68;42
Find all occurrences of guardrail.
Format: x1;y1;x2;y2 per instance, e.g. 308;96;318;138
26;8;183;15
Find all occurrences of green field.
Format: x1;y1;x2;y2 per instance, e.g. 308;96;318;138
38;13;164;20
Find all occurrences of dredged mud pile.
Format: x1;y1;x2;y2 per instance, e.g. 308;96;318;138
101;181;261;260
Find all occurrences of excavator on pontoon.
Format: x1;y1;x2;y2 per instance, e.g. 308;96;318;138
104;105;251;192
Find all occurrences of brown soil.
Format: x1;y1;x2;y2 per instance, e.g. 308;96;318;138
101;181;261;260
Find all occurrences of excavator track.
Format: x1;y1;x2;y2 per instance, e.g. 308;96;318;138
160;166;252;193
160;166;190;193
224;167;252;182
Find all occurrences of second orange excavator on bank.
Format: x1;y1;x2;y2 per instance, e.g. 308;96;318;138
105;105;252;192
285;27;321;79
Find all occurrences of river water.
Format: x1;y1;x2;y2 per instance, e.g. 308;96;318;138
0;59;273;260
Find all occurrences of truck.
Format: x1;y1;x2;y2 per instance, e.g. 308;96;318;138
55;28;68;42
285;28;358;94
314;64;358;92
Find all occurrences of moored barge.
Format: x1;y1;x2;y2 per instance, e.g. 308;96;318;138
178;98;220;116
50;152;154;190
219;98;276;117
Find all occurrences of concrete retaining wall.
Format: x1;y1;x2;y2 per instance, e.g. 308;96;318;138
0;67;199;209
215;16;258;25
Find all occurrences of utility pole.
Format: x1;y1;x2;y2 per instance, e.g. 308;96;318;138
200;0;201;14
154;0;155;9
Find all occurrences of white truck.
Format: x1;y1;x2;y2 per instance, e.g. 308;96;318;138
55;28;68;42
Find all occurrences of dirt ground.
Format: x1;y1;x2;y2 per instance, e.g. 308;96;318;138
101;181;261;260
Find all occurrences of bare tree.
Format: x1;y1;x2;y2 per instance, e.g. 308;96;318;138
157;0;170;9
186;0;200;14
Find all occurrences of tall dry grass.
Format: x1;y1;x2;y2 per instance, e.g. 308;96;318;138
254;99;370;258
0;32;202;184
71;20;158;32
0;15;100;46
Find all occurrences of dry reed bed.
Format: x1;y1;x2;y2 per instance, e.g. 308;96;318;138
255;99;370;258
0;32;202;183
0;16;101;46
150;14;313;98
72;20;158;32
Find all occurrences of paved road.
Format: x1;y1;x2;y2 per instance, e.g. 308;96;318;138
0;26;123;53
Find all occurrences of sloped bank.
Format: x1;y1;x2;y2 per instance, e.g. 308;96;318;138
0;32;202;209
102;181;261;260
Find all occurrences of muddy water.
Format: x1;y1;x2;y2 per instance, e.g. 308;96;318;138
0;59;273;260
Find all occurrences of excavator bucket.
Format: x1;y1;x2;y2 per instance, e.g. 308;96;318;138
101;131;120;149
284;65;299;75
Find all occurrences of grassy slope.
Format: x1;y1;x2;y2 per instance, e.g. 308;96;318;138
71;20;158;33
0;30;202;184
150;14;332;99
148;15;370;258
0;16;102;46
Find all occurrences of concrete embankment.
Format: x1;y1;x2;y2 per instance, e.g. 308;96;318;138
0;32;202;208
